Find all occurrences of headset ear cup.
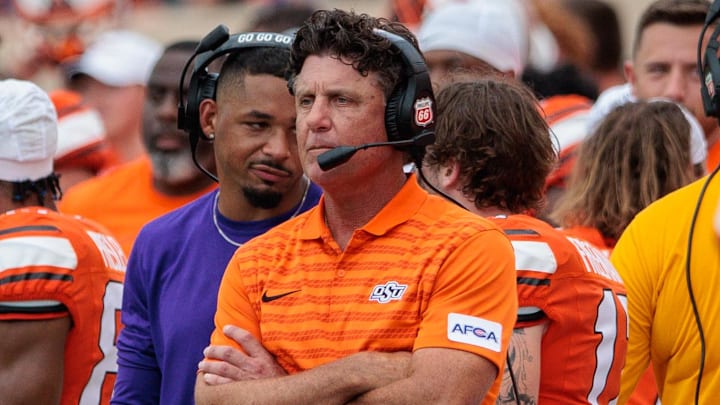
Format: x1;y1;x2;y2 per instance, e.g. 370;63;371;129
185;71;218;144
385;87;404;142
198;73;218;141
199;73;218;103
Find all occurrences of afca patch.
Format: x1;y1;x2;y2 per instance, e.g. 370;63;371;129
447;313;502;353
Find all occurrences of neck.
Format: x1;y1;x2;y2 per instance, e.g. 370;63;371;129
0;182;58;213
153;175;215;197
108;132;145;164
323;171;407;250
441;188;512;218
706;126;720;148
474;207;513;218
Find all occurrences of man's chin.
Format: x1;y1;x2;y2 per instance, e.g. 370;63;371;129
243;187;283;209
150;153;202;186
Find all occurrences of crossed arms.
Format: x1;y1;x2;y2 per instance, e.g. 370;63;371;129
194;325;498;405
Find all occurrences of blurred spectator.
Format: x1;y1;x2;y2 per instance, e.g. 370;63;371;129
417;0;529;83
66;29;162;164
552;100;696;254
537;93;593;223
50;89;117;190
524;0;623;98
59;40;216;256
7;0;130;81
245;1;318;33
588;83;708;178
619;0;717;170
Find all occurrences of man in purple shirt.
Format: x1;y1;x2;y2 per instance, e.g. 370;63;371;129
111;34;321;405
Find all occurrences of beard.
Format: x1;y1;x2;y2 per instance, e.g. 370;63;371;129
149;147;200;186
242;186;283;209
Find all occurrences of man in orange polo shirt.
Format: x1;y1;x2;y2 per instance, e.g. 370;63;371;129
195;9;517;405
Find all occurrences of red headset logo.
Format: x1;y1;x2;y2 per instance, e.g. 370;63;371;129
414;97;433;127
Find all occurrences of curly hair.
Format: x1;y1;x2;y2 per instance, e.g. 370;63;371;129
287;9;419;99
425;76;555;213
551;100;695;241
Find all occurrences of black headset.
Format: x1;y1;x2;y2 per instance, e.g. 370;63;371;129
177;24;293;181
699;1;720;118
374;28;436;148
691;2;720;403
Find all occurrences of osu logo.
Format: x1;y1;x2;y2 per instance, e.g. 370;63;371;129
451;324;498;343
369;281;408;303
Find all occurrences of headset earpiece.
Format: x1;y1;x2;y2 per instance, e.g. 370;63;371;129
373;29;436;146
700;10;720;119
384;85;404;142
702;36;720;118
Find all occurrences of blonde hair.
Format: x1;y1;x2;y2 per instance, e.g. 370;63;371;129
551;100;695;241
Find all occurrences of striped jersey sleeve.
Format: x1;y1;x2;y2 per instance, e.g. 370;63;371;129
491;214;628;404
0;207;126;405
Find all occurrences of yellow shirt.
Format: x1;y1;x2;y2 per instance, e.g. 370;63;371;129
611;175;720;404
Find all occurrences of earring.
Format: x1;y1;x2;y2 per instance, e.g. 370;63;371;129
208;133;215;140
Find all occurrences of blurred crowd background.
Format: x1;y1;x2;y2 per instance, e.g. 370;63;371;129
0;0;661;92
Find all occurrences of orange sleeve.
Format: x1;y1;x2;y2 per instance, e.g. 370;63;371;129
210;249;261;352
414;228;517;371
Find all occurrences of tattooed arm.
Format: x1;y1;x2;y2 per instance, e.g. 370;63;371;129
496;323;547;405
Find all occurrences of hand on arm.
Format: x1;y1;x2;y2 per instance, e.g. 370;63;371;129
0;316;71;405
496;324;546;405
199;325;288;385
195;343;411;405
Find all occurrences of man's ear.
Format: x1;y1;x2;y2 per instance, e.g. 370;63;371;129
439;160;462;191
624;60;636;88
199;98;218;140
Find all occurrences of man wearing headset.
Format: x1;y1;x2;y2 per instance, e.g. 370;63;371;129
195;9;517;405
611;2;720;403
111;36;321;405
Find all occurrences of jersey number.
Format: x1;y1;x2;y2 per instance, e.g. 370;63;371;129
588;289;628;405
80;281;123;405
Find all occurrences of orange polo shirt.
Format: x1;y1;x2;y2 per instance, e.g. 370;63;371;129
211;176;517;404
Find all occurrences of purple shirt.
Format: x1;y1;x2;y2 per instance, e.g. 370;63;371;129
112;185;321;405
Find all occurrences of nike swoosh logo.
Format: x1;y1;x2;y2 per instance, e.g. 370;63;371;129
261;289;301;303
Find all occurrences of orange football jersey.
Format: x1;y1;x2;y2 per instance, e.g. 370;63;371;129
491;214;628;404
0;207;126;405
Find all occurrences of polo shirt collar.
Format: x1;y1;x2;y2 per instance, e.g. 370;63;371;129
299;173;428;239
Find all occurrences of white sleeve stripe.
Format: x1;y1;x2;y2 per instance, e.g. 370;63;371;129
511;240;558;274
0;236;78;273
0;300;64;308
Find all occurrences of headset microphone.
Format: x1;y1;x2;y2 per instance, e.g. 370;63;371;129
317;131;435;171
318;140;414;171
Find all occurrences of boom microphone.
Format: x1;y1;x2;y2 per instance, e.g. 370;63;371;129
317;131;435;171
317;139;414;171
